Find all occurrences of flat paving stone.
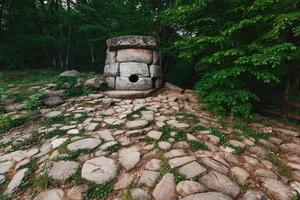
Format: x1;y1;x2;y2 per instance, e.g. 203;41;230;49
119;147;140;171
34;189;64;200
179;161;207;178
48;161;79;182
126;120;149;129
168;156;196;168
181;192;233;200
139;170;160;187
201;157;229;174
81;156;117;184
199;171;240;198
5;168;28;196
261;177;297;200
153;173;177;200
67;138;101;151
176;181;206;197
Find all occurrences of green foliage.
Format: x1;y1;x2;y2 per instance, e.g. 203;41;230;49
164;0;300;118
106;123;124;130
0;114;28;133
210;128;227;145
85;181;113;200
159;158;186;183
32;173;52;193
63;87;94;98
126;106;148;120
24;92;46;111
188;140;209;150
160;125;173;141
12;131;40;150
174;130;187;142
266;152;292;178
52;76;78;88
106;143;121;153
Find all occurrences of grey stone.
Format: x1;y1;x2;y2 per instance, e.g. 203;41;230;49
0;161;13;174
67;138;101;151
155;79;164;89
105;77;116;89
145;159;161;171
176;181;206;197
240;189;268;200
130;188;151;200
48;161;79;182
114;173;133;190
45;111;62;118
115;77;153;90
181;192;233;200
107;35;157;50
179;161;207;178
147;131;162;140
169;156;196;168
66;185;89;200
158;141;171;150
153;173;177;200
105;51;117;64
117;49;153;64
165;149;186;159
273;127;299;137
150;65;162;78
152;51;160;65
281;143;300;155
229;140;246;148
139;170;160;187
201;157;229;174
0;175;5;184
104;89;154;99
4;168;28;196
119;148;140;171
81;156;117;184
199;171;240;198
126;120;148;129
34;189;64;200
43;96;64;107
84;122;100;131
84;77;105;89
230;166;250;185
60;70;80;77
119;62;150;77
104;63;119;76
254;168;277;179
261;178;297;200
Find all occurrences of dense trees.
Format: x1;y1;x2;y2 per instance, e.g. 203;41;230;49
164;0;300;118
1;0;299;118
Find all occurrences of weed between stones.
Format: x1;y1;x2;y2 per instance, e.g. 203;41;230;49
85;181;113;200
266;152;292;178
159;125;173;141
159;158;185;183
188;140;209;150
126;106;148;120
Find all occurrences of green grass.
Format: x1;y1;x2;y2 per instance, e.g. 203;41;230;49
106;123;124;130
266;152;292;178
210;128;227;145
174;130;188;142
24;91;46;111
160;125;173;141
0;114;28;133
122;189;134;200
11;131;41;150
188;140;209;150
44;129;67;139
106;143;122;153
126;106;148;120
32;173;52;193
85;181;113;200
159;158;186;183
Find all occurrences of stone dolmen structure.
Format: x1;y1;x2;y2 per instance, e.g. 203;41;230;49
103;35;163;98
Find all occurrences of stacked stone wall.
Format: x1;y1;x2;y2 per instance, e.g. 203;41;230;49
103;35;163;91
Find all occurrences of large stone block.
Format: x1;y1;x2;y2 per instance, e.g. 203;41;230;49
119;62;149;77
117;49;153;64
105;77;116;89
153;51;160;65
107;35;157;50
116;77;153;90
104;63;119;76
105;51;117;64
155;79;164;89
149;65;162;78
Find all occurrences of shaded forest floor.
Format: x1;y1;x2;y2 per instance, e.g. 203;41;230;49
0;70;300;200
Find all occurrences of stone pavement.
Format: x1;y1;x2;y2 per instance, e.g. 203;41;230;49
0;89;300;200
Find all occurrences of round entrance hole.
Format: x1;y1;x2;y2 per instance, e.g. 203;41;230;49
129;74;139;83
